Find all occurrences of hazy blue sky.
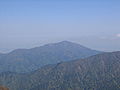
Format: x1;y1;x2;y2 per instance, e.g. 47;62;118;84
0;0;120;52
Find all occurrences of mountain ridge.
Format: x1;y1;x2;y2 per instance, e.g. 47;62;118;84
0;51;120;90
0;41;101;73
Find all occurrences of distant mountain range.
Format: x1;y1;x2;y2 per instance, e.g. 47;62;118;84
0;41;101;73
0;51;120;90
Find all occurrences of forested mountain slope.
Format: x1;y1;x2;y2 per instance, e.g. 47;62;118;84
0;41;101;73
0;51;120;90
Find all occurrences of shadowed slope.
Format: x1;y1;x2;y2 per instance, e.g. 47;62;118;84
0;51;120;90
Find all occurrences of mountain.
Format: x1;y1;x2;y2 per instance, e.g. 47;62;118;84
0;41;101;73
0;51;120;90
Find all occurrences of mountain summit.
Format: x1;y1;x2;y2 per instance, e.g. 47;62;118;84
0;41;101;73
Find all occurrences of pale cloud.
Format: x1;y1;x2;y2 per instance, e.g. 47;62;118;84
116;34;120;37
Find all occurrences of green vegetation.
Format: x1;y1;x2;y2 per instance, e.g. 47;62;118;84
0;51;120;90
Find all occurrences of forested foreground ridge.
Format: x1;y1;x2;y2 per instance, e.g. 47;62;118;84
0;51;120;90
